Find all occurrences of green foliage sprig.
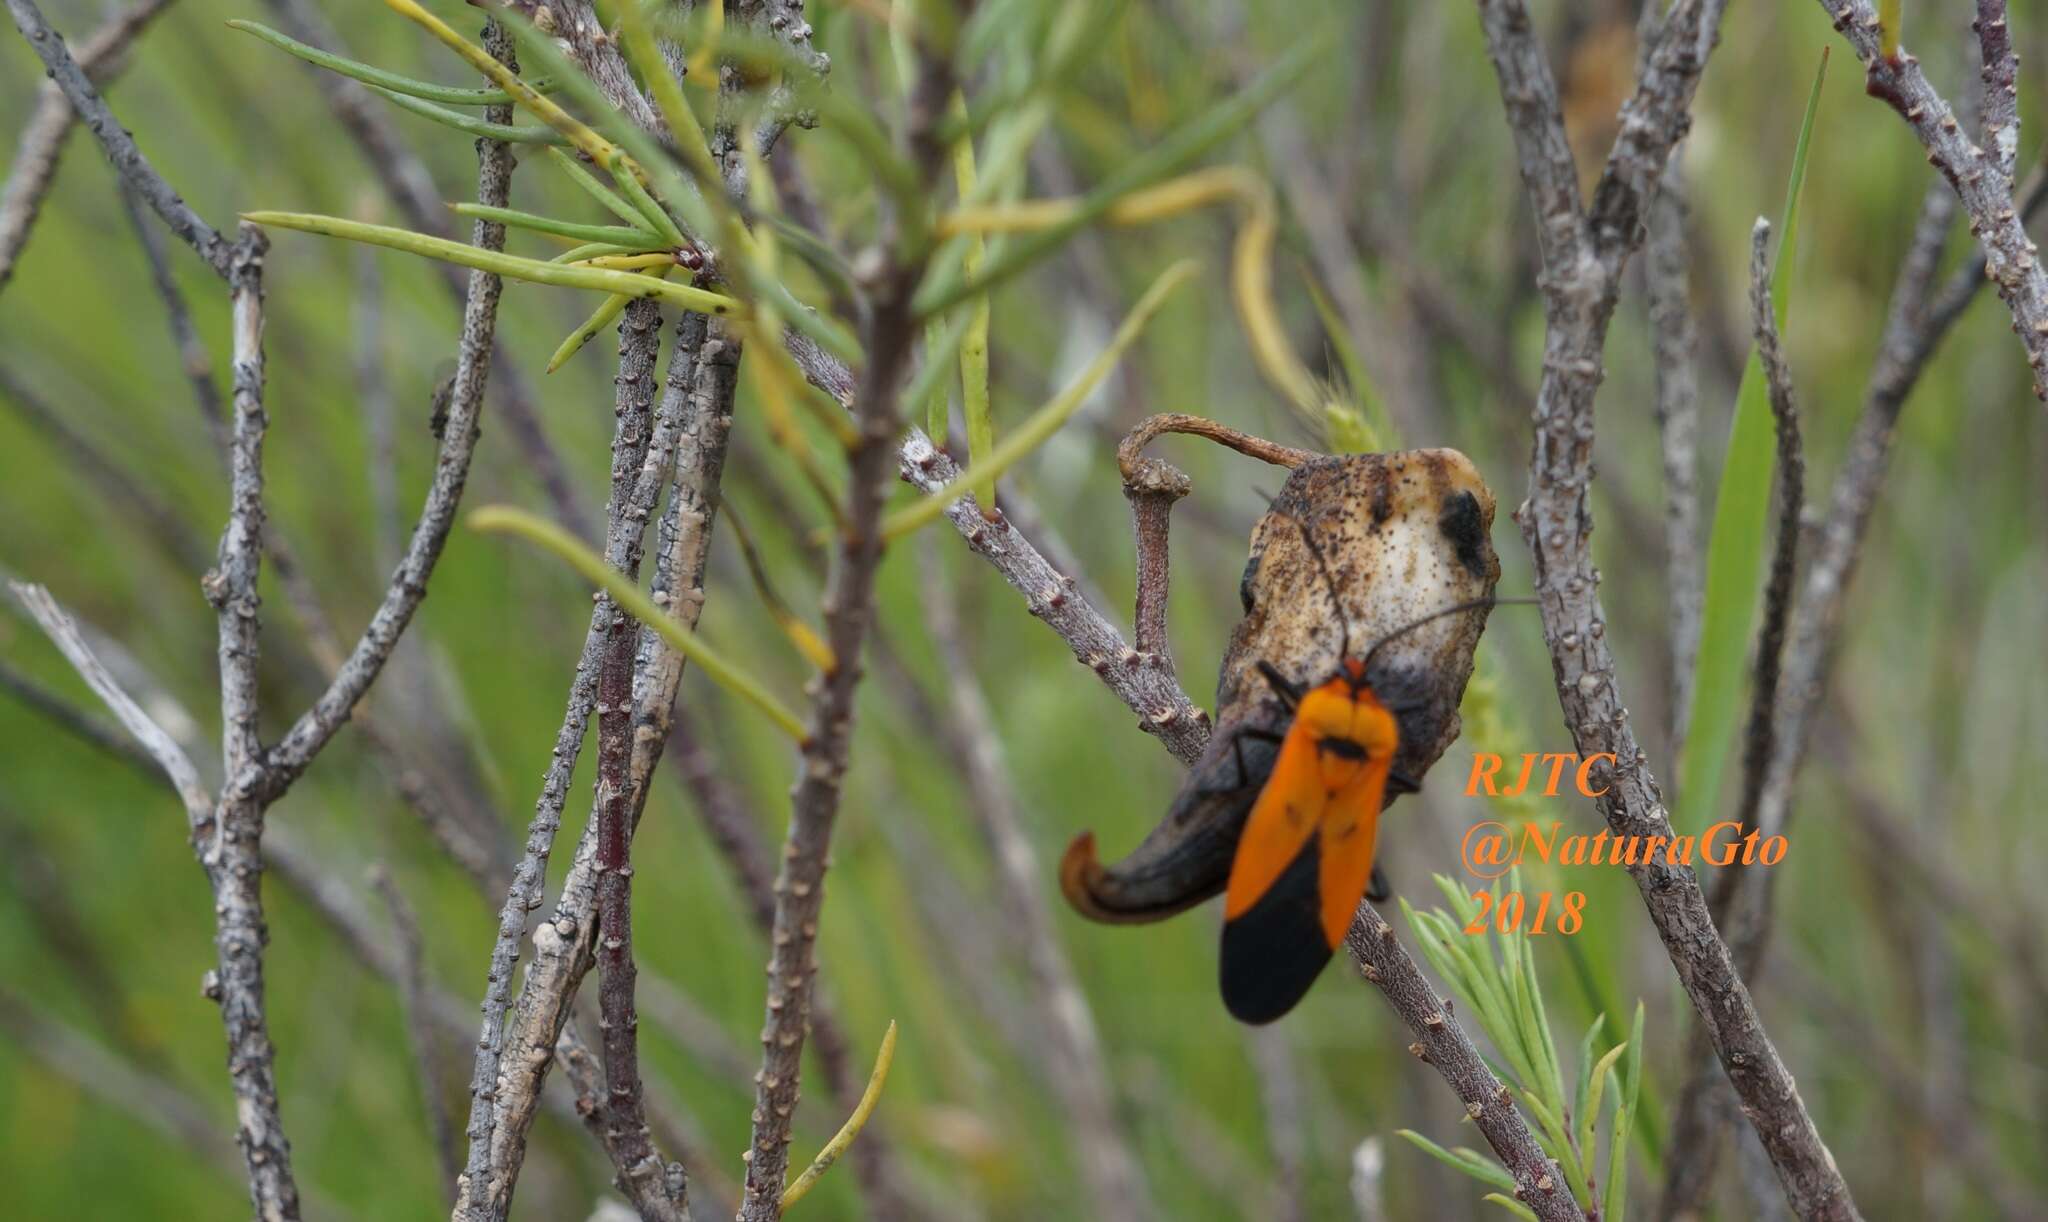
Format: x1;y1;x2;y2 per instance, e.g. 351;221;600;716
1401;874;1647;1222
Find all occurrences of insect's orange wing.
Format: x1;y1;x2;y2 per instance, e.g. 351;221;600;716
1220;679;1396;1024
1221;716;1324;926
1316;755;1390;950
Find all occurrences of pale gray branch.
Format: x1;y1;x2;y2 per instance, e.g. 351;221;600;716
8;581;212;822
1472;1;1860;1217
0;0;174;288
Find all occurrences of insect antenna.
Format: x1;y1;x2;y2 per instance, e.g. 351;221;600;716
1282;511;1354;663
1358;596;1541;673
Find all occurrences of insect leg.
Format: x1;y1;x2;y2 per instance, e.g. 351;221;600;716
1255;660;1304;708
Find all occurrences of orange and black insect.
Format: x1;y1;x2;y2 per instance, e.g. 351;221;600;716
1218;584;1506;1023
1061;449;1506;1024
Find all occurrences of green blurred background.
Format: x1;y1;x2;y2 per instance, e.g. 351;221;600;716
2;0;2044;1218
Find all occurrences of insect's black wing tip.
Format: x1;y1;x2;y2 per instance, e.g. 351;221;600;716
1219;841;1334;1025
1365;864;1391;904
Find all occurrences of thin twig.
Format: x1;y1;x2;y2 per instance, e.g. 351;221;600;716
1644;162;1702;758
260;0;595;539
1728;218;1805;890
1472;1;1862;1218
473;307;734;1218
590;299;690;1222
0;0;174;289
1659;169;1970;1222
241;25;515;811
738;55;955;1216
7;582;212;822
736;275;930;1222
198;224;305;1221
1345;908;1583;1222
664;696;921;1211
5;0;229;276
1819;0;2048;397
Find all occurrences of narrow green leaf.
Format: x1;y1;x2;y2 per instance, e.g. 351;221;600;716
548;293;636;373
912;33;1326;318
365;84;565;143
550;241;653;265
449;203;660;247
884;259;1197;539
227;19;555;105
1482;1194;1541;1222
1578;1040;1629;1164
609;159;688;248
467;506;804;738
1395;1130;1516;1193
241;212;740;317
1604;1101;1631;1222
544;147;649;228
1572;1014;1606;1148
1681;45;1828;826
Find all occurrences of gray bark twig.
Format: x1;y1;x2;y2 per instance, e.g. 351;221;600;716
469;307;734;1219
664;698;920;1212
1659;164;1988;1222
455;264;673;1222
736;282;928;1222
1644;164;1701;758
0;0;174;288
195;224;304;1222
5;0;228;276
737;56;955;1219
1472;1;1861;1218
7;582;212;822
1345;909;1583;1222
1724;220;1806;898
1819;0;2048;396
590;301;690;1222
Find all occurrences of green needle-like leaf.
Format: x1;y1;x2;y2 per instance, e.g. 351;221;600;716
544;147;650;229
227;19;556;106
1681;46;1828;827
369;85;566;143
884;259;1197;539
448;203;659;247
242;212;740;317
468;506;804;738
1395;1130;1517;1193
912;34;1325;318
